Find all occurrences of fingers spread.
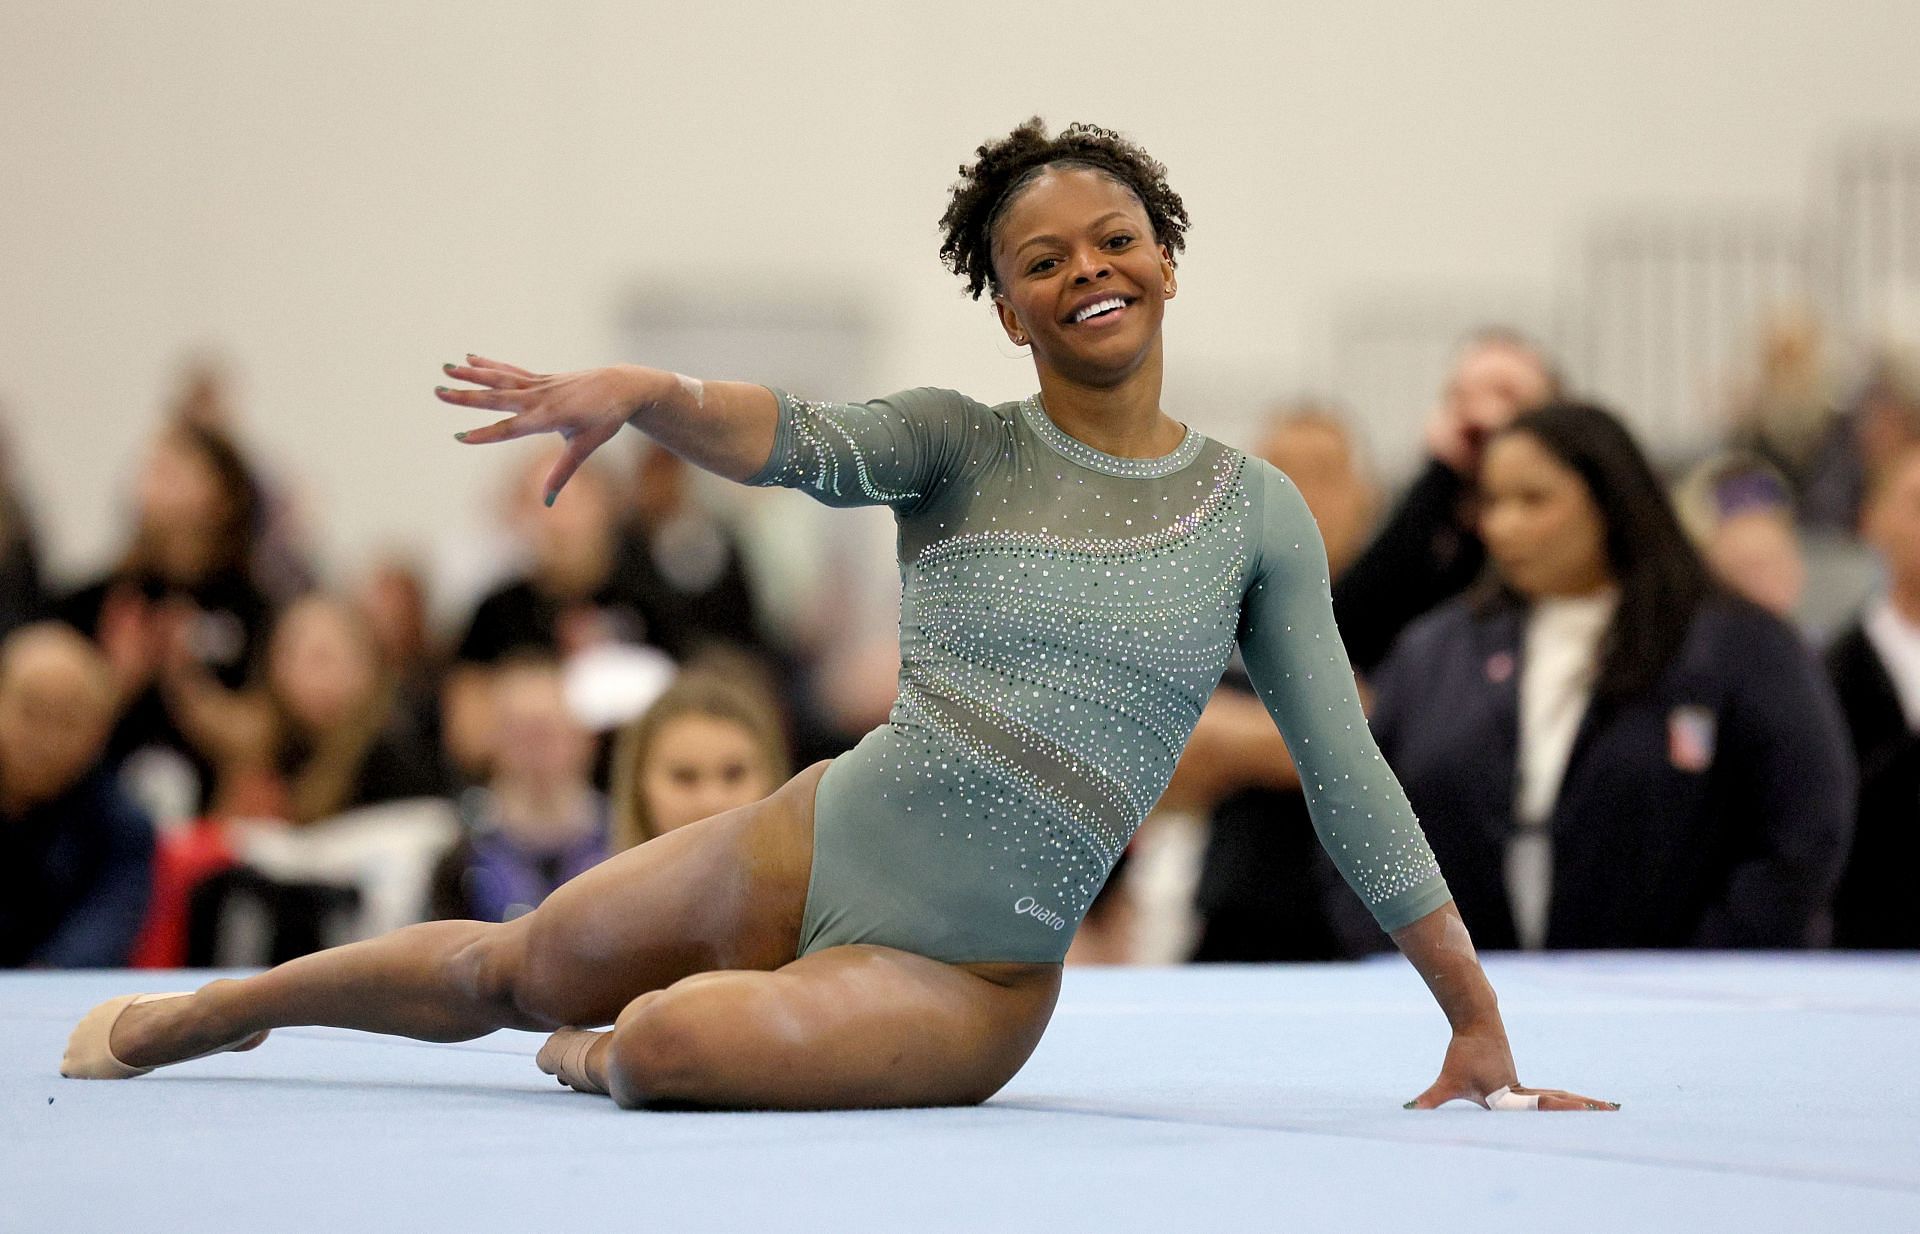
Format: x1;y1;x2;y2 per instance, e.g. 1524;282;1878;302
1404;1082;1466;1110
442;362;532;390
435;384;527;413
542;440;595;505
453;416;536;447
466;354;540;379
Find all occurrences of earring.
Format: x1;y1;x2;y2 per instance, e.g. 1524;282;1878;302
1013;333;1029;346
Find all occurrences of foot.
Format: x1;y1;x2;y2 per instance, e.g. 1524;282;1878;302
62;987;269;1078
536;1028;609;1095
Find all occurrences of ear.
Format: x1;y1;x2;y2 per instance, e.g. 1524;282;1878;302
993;294;1030;348
1160;244;1177;300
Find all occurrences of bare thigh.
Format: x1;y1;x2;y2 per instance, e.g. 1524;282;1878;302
601;945;1064;1110
513;761;827;1027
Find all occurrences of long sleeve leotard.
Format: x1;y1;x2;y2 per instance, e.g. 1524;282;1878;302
751;387;1449;963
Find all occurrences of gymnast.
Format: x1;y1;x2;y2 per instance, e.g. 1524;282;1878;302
64;119;1614;1114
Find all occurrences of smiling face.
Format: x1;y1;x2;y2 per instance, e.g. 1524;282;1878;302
989;166;1175;387
1478;432;1614;600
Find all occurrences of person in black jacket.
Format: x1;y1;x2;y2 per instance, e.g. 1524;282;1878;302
1361;403;1854;951
1332;328;1562;675
1825;442;1920;948
0;624;154;967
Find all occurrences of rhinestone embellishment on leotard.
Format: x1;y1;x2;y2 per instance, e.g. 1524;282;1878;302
763;389;1447;945
1018;395;1204;479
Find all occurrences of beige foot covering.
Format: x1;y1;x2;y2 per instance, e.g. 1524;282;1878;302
60;992;269;1079
536;1028;608;1095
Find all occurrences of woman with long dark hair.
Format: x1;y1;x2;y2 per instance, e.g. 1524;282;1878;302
58;421;274;808
66;120;1608;1113
1367;402;1854;951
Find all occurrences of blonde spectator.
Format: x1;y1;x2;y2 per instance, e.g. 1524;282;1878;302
609;672;788;852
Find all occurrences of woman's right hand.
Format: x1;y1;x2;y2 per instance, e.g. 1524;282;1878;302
436;356;664;504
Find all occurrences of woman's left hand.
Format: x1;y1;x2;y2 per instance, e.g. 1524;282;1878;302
1406;1028;1618;1111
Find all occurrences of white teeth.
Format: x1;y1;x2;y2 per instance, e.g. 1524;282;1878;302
1072;297;1127;324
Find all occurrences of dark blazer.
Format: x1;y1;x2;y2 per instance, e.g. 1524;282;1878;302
1825;620;1920;948
0;767;155;967
1365;594;1855;950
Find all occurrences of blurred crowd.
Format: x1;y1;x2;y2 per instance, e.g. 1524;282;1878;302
3;314;1917;971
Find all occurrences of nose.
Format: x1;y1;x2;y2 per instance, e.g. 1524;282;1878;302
1068;245;1111;285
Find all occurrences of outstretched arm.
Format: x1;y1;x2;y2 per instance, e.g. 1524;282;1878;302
1236;461;1613;1111
436;357;777;503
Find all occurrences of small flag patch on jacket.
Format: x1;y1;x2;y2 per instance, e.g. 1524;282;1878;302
1668;705;1717;772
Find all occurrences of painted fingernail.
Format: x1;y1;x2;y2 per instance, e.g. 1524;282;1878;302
1402;1100;1417;1109
435;386;451;395
443;362;457;374
543;493;556;507
453;431;468;442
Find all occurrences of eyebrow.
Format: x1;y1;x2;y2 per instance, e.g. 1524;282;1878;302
1013;211;1138;257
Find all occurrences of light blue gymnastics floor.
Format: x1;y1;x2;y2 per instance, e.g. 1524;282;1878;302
4;954;1917;1233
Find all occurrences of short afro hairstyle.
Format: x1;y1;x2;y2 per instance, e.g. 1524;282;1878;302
938;118;1190;301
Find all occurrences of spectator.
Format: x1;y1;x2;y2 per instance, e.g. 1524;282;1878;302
166;357;318;603
1332;328;1562;674
0;624;154;967
354;554;443;751
1727;307;1844;518
1364;402;1853;951
1676;455;1808;621
1797;349;1920;531
1826;441;1920;948
58;421;274;812
431;657;608;922
183;594;444;824
619;439;771;663
442;451;651;777
608;670;789;852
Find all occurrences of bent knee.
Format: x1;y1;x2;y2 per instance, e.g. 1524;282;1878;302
603;984;759;1107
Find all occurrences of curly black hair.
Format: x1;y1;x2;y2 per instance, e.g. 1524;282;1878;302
938;118;1190;301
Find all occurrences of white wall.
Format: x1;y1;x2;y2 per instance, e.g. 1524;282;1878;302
6;0;1919;582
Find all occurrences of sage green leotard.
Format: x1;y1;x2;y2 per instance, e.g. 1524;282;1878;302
751;387;1450;963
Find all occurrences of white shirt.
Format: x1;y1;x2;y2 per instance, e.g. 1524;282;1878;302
1508;589;1619;950
1864;596;1920;731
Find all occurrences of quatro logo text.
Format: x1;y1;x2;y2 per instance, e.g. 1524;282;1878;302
1014;896;1067;930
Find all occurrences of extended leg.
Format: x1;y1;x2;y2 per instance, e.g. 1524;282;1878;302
68;764;825;1078
92;919;539;1073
